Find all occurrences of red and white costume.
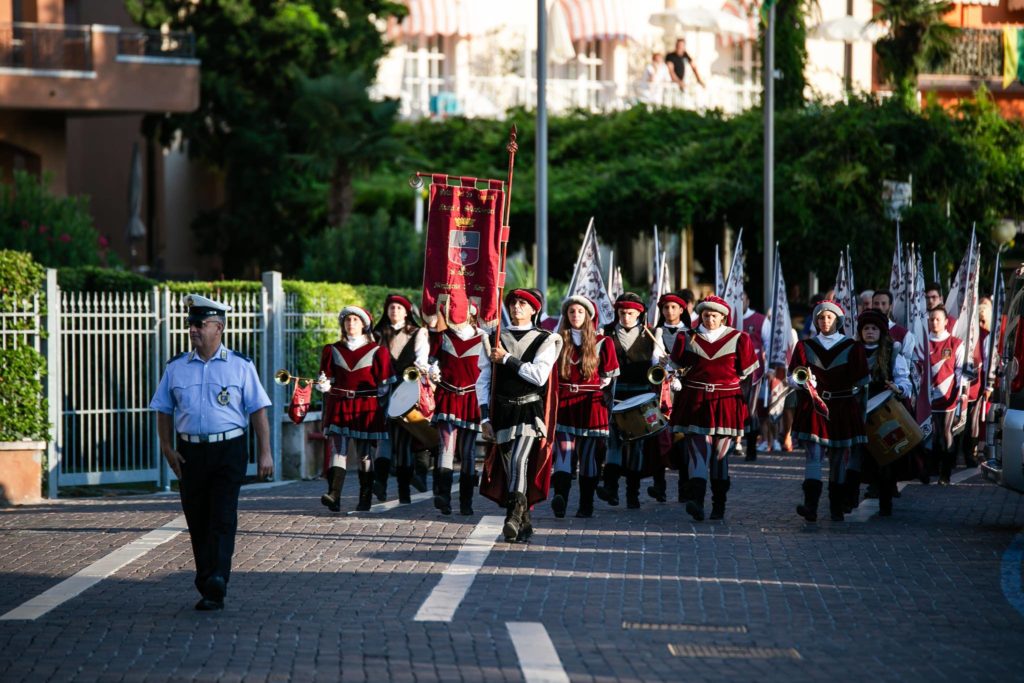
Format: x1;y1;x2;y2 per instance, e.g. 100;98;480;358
320;340;392;440
670;326;759;437
928;331;964;413
789;334;869;448
556;333;619;437
430;327;485;431
741;308;768;384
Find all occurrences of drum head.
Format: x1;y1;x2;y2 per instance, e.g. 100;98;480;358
866;389;893;414
387;380;420;418
613;392;658;413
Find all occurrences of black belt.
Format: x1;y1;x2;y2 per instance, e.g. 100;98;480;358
820;388;860;400
329;387;378;399
496;393;542;406
438;381;476;395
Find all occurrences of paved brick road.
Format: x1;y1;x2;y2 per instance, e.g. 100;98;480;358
1;452;1023;682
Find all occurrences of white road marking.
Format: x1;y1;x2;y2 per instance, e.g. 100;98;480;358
949;466;979;485
413;515;503;622
1000;532;1024;618
507;622;571;683
846;482;909;523
0;515;187;621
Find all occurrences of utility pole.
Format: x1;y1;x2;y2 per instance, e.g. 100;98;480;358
762;3;775;312
536;0;549;298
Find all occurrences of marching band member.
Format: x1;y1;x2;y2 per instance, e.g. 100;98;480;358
552;296;620;518
318;306;392;512
740;292;769;461
669;295;759;521
650;292;691;502
962;297;993;468
855;309;912;516
478;289;562;543
598;292;657;509
373;294;430;504
790;300;869;523
927;305;966;485
428;302;485;516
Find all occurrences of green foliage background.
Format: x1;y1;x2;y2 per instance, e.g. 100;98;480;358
0;251;48;442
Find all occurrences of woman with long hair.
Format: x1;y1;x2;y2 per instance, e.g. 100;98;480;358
373;293;430;504
317;306;392;512
551;296;620;518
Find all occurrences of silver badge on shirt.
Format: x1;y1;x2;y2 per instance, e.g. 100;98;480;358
217;387;231;405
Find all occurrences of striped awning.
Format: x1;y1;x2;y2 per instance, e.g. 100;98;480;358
957;0;1000;6
559;0;636;42
398;0;462;38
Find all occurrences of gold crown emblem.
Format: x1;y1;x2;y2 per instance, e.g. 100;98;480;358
454;217;474;228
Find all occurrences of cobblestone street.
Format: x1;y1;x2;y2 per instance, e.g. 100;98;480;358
2;453;1023;683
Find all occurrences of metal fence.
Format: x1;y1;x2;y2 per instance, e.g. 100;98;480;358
6;271;298;496
0;22;93;72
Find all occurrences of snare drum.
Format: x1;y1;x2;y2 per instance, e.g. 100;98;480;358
865;389;923;465
387;380;440;447
612;392;668;441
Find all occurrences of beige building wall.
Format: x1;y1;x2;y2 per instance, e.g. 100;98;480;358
0;109;67;194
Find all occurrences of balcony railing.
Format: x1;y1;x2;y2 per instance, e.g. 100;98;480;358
116;29;196;61
924;27;1002;79
0;23;93;72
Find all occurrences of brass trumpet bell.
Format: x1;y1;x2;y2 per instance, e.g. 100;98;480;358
790;366;812;386
647;365;669;385
274;369;318;386
402;366;422;383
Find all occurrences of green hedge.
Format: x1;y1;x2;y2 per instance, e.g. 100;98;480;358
59;266;156;293
0;251;49;441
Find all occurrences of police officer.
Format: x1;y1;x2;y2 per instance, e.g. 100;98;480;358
150;294;273;611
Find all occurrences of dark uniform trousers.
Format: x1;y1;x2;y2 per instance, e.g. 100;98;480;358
178;434;248;595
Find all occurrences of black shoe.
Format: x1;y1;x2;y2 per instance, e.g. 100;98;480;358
709;479;730;520
596;464;620;506
625;474;641;510
647;485;667;503
458;475;475;515
320;466;346;512
503;493;527;542
203;575;226;602
550;471;571;519
412;451;431;492
684;479;706;521
863;483;878;499
517;508;534;542
356;471;373;511
433;468;453;515
397;466;413;504
194;597;224;611
828;482;844;522
576;476;597;518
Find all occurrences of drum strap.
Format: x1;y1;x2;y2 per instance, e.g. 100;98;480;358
496;393;542;406
820;388;860;400
438;380;476;395
559;383;602;394
330;387;378;399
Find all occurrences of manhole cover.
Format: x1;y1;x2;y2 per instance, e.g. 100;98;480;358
667;644;801;660
623;621;747;633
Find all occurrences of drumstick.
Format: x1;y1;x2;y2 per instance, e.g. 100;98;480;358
642;325;668;355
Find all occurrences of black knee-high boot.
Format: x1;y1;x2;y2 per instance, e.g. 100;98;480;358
709;479;730;520
577;476;598;518
844;470;861;514
744;432;757;461
321;467;346;512
356;471;373;511
373;458;390;501
550;471;572;518
648;468;667;502
685;478;706;521
625;472;641;509
433;468;453;515
458;473;475;515
878;469;894;517
518;505;533;542
396;466;413;503
828;481;844;522
596;462;621;506
412;450;431;492
797;479;822;522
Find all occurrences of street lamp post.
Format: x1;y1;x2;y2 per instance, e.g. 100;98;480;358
763;4;775;312
536;0;549;298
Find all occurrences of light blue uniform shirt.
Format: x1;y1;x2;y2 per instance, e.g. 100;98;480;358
150;345;272;436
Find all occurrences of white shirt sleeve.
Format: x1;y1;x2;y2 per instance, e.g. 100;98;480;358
892;354;913;398
509;334;563;387
475;335;493;409
413;327;429;370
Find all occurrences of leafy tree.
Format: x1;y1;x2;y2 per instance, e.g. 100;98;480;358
291;68;401;229
761;0;812;109
125;0;406;276
873;0;956;109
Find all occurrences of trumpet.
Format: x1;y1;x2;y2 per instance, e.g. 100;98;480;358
647;365;669;385
790;366;812;386
274;369;318;386
402;366;422;383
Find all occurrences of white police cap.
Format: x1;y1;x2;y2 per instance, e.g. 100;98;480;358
185;293;232;322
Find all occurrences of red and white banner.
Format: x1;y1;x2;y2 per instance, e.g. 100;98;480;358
421;175;508;329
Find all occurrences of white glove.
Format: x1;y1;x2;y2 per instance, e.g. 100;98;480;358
315;372;331;393
670;378;682;392
427;362;441;383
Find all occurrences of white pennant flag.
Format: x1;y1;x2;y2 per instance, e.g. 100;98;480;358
723;229;745;328
831;250;856;337
567;218;616;326
950;237;981;434
909;246;933;440
766;249;794;368
714;244;724;297
945;226;977;321
608;265;624;303
890;222;907;328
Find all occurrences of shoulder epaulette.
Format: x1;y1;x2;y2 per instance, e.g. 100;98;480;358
165;351;187;367
232;350;254;364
